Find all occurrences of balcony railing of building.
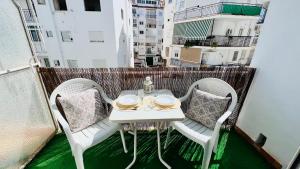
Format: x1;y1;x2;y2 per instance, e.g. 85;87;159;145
173;35;252;47
22;9;36;23
174;2;263;22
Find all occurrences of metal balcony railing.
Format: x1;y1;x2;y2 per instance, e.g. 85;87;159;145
173;36;252;47
22;9;36;23
174;2;263;22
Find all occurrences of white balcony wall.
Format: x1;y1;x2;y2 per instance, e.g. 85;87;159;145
211;18;257;36
0;0;56;168
237;0;300;167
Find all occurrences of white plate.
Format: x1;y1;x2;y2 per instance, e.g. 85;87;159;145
117;95;139;106
154;95;176;106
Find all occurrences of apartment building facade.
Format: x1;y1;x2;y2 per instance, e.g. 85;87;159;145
16;0;134;68
132;0;164;67
163;0;267;67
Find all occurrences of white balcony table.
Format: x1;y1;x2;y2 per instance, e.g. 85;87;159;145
109;89;185;169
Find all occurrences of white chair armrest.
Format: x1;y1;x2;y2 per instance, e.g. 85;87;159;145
95;86;113;105
211;110;232;144
217;110;232;126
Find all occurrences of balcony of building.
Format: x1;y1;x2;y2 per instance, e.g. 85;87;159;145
173;35;252;47
22;9;36;23
174;2;263;22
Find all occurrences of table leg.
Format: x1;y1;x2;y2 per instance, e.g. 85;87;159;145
126;124;137;169
156;122;171;169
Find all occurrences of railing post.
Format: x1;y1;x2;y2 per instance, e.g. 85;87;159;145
185;9;187;20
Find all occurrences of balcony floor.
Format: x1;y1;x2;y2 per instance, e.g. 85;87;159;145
26;130;272;169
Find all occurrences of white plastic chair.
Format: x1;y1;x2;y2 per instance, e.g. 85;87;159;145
164;78;237;169
49;78;127;169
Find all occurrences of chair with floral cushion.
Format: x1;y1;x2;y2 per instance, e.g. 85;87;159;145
164;78;237;169
49;78;127;169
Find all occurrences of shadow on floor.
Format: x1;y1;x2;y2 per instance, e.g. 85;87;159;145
26;130;273;169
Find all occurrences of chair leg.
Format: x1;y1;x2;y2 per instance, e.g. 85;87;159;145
213;134;219;153
164;126;172;149
120;129;128;153
74;147;84;169
201;143;213;169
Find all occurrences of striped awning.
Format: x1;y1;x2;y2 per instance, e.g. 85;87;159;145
173;19;213;40
173;23;186;37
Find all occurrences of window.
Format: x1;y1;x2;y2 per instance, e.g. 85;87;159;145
132;9;136;15
29;29;41;42
67;60;78;68
238;28;244;36
133;19;137;27
46;31;53;37
139;31;144;34
134;42;138;46
53;60;60;66
53;0;67;11
139;21;144;25
121;9;124;20
88;31;104;42
61;31;73;42
232;51;239;61
146;9;156;19
174;52;179;58
43;58;50;67
168;0;172;3
37;0;46;5
146;24;156;28
84;0;101;11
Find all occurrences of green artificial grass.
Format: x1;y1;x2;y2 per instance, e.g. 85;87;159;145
26;130;273;169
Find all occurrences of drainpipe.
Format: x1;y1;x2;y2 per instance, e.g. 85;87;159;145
46;0;66;67
11;0;40;65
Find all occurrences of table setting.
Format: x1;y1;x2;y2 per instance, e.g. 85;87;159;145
109;76;185;169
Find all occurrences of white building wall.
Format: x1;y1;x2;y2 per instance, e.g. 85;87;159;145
236;0;300;167
112;0;134;67
162;0;176;59
27;0;132;68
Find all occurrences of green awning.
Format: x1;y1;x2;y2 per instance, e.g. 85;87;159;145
222;4;262;16
185;19;213;40
173;23;186;37
173;19;213;40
